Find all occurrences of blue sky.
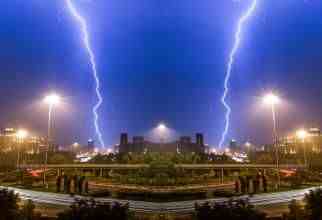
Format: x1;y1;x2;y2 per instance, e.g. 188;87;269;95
0;0;321;147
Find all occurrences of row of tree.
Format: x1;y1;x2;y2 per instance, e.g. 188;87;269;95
283;188;322;220
0;188;132;220
235;173;268;194
195;200;266;220
57;199;132;220
113;160;214;186
195;188;322;220
56;174;88;195
90;152;235;165
0;189;41;220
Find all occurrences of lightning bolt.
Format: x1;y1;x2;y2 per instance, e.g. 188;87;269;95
66;0;105;147
218;0;258;148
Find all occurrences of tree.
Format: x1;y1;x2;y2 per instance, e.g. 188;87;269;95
284;189;322;220
20;200;41;220
0;189;20;220
195;199;266;220
0;152;17;172
283;200;305;220
262;174;268;193
305;188;322;220
57;199;132;220
239;176;246;194
0;189;40;220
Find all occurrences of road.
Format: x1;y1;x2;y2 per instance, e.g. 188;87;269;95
0;186;320;213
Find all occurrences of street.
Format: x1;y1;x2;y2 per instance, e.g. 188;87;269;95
1;186;320;214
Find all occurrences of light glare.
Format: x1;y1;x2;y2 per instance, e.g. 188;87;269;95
296;129;308;140
44;94;60;106
16;129;28;139
157;123;166;131
263;93;280;106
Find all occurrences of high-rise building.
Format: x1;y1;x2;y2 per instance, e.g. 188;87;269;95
229;139;238;151
87;139;95;149
120;133;128;145
196;133;204;146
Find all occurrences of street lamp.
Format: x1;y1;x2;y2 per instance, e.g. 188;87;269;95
43;93;60;187
157;123;167;143
296;129;308;168
72;142;80;153
263;93;281;187
245;141;252;158
157;123;166;131
16;129;28;168
16;129;28;140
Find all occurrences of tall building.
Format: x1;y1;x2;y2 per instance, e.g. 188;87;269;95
87;139;95;149
120;133;128;145
117;133;205;153
229;139;240;152
196;133;204;146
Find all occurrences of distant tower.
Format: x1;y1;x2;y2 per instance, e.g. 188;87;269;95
196;133;204;146
120;133;128;145
229;139;238;151
87;139;95;149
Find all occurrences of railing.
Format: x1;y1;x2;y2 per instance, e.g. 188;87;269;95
18;163;305;169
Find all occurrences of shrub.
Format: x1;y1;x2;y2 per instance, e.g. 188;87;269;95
195;199;266;220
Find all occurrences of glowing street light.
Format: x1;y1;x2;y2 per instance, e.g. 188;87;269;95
43;93;61;187
157;123;166;131
263;93;280;106
263;93;281;188
43;93;61;143
16;129;28;140
296;129;308;168
72;142;80;152
44;94;60;106
296;129;308;141
210;148;217;154
157;123;167;143
245;141;252;157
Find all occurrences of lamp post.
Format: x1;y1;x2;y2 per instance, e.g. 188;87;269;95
296;129;308;168
43;93;60;187
16;129;28;169
72;142;80;153
263;93;281;187
245;141;252;160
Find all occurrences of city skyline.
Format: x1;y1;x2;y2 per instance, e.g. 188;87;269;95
1;1;322;147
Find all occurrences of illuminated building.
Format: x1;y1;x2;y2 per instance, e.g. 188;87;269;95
0;128;46;153
280;127;322;154
117;133;205;153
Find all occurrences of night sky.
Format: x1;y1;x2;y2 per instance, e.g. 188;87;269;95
1;0;322;147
